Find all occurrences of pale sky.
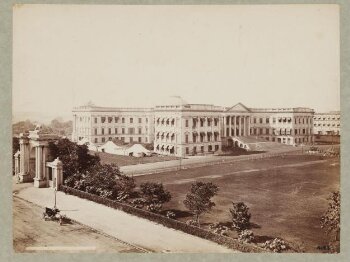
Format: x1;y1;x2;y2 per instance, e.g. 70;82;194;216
13;4;340;120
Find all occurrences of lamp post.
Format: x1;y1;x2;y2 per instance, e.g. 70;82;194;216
54;188;57;209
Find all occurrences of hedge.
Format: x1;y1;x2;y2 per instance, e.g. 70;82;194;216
59;185;265;253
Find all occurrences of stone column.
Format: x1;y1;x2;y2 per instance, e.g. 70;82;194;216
14;150;20;175
34;146;47;188
234;116;237;136
247;116;251;136
19;137;31;182
237;116;240;136
243;116;246;136
229;116;232;137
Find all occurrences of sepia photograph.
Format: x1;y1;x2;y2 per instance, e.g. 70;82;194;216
11;4;341;254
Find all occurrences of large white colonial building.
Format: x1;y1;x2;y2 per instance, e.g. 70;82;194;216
72;97;315;157
313;111;340;135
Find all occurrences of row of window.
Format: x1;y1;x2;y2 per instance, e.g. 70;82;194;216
185;118;219;128
250;116;312;125
314;123;340;127
265;136;311;144
93;136;147;144
185;133;219;143
92;116;149;124
94;127;147;135
184;144;220;155
314;117;340;121
250;128;312;136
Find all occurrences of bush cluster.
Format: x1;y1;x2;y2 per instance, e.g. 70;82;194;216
238;230;255;243
60;185;264;253
262;238;288;253
208;223;230;236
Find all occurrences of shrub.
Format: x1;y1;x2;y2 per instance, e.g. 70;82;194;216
186;219;200;227
262;238;288;253
209;223;230;236
165;211;176;219
140;182;171;213
230;202;251;231
183;182;219;225
238;230;255;243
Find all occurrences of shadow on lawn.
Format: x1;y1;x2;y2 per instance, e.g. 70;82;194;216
162;209;193;219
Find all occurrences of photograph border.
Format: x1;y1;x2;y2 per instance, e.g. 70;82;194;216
1;0;349;261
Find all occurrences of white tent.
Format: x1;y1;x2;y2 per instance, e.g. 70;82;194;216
98;140;124;154
77;138;98;151
125;144;151;157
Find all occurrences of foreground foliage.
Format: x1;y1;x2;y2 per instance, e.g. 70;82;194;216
183;182;219;226
230;202;252;231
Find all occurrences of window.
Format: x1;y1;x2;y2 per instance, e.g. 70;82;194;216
260;128;263;134
215;145;219;151
130;118;133;124
254;118;256;124
266;118;269;124
186;147;189;154
101;117;106;123
130;137;133;143
138;137;142;142
200;119;204;127
121;137;125;142
108;117;113;123
94;138;98;143
208;145;212;151
138;128;142;134
108;128;111;135
94;118;98;124
115;117;118;123
185;135;189;143
146;118;148;123
122;128;125;134
102;137;105;143
115;128;118;134
260;118;263;124
201;146;204;153
138;118;142;123
101;128;104;135
109;137;112;141
128;128;134;134
94;128;97;135
122;118;125;123
185;120;189;127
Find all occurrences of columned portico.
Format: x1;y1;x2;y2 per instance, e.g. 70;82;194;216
15;127;61;188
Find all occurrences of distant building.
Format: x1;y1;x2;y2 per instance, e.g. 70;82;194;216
72;97;315;157
72;102;154;145
313;111;340;135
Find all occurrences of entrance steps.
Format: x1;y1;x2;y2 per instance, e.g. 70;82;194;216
231;136;293;152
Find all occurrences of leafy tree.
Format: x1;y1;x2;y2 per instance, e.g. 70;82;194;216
48;138;100;179
230;202;251;231
65;164;135;201
321;191;340;242
183;182;219;226
140;182;171;212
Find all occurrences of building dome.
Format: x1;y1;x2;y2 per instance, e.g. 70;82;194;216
156;96;188;107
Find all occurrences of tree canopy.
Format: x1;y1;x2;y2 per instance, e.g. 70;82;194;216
48;138;100;179
140;182;171;212
183;181;219;225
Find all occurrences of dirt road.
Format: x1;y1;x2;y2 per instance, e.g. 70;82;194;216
13;197;144;253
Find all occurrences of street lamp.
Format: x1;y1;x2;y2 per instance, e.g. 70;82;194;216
54;188;57;209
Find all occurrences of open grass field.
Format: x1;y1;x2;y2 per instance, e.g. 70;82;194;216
135;154;340;252
98;152;179;167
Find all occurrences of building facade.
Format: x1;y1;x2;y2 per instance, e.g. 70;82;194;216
72;102;154;145
72;97;315;157
313;111;340;135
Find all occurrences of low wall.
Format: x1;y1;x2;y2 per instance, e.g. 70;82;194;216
59;185;265;253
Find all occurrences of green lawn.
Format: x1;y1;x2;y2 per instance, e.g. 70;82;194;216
97;152;179;167
135;154;340;252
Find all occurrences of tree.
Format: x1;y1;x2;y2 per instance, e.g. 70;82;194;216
48;138;100;179
140;182;171;213
183;182;219;226
65;164;136;201
321;191;340;242
230;202;251;231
